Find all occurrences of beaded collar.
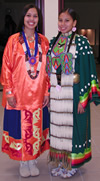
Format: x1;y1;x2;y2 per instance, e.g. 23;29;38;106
62;31;72;38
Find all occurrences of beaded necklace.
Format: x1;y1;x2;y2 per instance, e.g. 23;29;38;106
19;32;42;79
22;30;38;66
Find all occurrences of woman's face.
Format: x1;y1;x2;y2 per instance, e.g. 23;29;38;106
24;8;39;31
58;11;76;34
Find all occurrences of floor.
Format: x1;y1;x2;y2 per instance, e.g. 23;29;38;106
0;64;100;181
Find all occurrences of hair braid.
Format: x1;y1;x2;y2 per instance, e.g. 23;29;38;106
67;31;75;53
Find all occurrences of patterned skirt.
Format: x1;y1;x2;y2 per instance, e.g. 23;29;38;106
2;106;50;161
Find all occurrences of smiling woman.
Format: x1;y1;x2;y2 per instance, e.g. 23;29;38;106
24;8;39;34
0;3;50;178
58;10;77;34
46;7;100;179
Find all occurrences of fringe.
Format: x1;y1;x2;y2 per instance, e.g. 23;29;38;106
49;147;72;169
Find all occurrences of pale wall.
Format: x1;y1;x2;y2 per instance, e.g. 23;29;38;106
44;0;58;41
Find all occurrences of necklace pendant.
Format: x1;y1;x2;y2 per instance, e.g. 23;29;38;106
56;84;61;92
29;56;36;65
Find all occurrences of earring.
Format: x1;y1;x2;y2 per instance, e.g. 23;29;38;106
72;27;77;32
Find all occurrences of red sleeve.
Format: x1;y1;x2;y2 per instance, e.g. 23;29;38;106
1;35;14;96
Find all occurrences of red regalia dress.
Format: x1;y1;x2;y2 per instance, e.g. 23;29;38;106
1;32;50;161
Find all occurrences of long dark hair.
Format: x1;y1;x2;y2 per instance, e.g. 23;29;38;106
16;4;43;33
52;8;78;53
63;8;78;52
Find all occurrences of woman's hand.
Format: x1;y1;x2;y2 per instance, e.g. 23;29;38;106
7;96;16;108
77;102;85;114
42;96;50;108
